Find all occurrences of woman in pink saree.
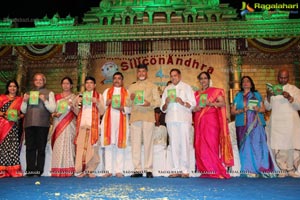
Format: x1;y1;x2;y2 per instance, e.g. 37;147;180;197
193;72;234;179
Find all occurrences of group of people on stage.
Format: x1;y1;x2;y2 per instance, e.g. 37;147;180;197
1;65;300;179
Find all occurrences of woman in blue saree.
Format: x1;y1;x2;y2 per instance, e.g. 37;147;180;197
231;76;276;178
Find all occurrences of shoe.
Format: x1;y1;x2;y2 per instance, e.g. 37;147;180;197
181;173;189;178
246;173;258;178
101;173;112;178
130;173;143;178
115;173;124;178
88;173;96;178
76;173;86;178
146;172;153;178
168;173;181;178
288;171;300;178
278;171;287;178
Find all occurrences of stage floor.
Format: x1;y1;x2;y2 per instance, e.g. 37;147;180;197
1;176;300;200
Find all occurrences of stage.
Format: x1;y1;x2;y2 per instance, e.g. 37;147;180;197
1;176;300;199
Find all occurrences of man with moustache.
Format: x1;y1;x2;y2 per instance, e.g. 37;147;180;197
127;64;161;178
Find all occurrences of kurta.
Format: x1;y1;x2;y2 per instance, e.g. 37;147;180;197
100;87;130;147
264;84;300;150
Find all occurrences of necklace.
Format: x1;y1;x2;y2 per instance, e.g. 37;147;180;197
7;94;16;100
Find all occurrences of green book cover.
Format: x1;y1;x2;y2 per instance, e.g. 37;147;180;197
82;91;92;106
167;89;176;103
7;109;18;122
57;100;68;114
112;94;121;108
134;90;144;105
273;84;283;95
266;83;283;96
29;91;39;105
199;94;208;107
248;99;259;110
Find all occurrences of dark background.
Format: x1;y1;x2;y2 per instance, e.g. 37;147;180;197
0;0;298;25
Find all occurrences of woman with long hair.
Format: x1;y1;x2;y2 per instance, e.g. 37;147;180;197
0;80;23;178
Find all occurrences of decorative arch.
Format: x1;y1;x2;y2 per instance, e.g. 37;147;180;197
247;38;300;53
16;45;62;61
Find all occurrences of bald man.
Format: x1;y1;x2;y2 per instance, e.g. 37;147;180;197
264;69;300;178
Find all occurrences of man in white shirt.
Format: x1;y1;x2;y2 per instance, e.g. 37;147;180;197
161;68;196;178
100;72;130;178
264;69;300;178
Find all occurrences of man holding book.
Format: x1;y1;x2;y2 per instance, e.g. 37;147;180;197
100;72;130;178
73;76;105;178
264;69;300;178
21;73;56;177
127;64;161;178
161;68;196;178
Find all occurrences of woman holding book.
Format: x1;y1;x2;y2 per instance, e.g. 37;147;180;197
231;76;276;178
0;80;23;178
51;77;77;177
193;72;233;179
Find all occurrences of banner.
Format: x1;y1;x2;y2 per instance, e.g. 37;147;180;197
90;54;230;95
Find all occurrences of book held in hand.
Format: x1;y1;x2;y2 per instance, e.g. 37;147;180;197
248;99;259;110
266;83;273;91
29;91;39;105
57;100;68;114
82;91;92;106
266;83;283;95
167;89;176;103
7;109;18;122
199;94;208;107
134;90;144;105
112;94;121;108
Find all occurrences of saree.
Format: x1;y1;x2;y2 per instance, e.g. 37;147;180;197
51;93;76;177
193;87;233;179
0;95;23;178
234;91;275;177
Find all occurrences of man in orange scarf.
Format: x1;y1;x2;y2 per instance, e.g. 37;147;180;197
100;72;130;178
73;76;105;178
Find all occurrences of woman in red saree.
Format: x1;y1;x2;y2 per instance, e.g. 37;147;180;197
193;72;234;179
0;80;23;178
51;77;76;177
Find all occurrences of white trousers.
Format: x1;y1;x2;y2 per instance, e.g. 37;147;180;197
103;145;125;174
167;122;191;174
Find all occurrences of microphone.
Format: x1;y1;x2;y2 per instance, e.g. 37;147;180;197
78;93;82;109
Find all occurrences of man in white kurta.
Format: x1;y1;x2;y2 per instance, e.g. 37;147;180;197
73;76;105;178
100;72;130;178
264;69;300;177
161;68;196;178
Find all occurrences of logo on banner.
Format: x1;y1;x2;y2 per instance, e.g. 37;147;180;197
240;2;254;16
101;61;119;84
